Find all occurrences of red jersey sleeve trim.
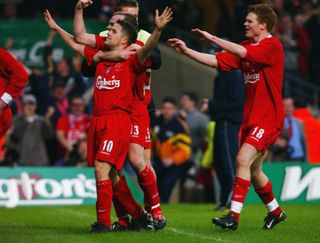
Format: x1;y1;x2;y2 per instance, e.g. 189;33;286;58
216;51;240;71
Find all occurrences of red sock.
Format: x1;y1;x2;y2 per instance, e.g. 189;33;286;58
138;166;161;215
230;177;251;222
96;179;112;227
112;196;130;227
255;181;282;215
113;176;143;220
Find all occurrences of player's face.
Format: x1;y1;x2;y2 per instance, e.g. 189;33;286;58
105;23;126;48
244;12;266;39
121;6;139;20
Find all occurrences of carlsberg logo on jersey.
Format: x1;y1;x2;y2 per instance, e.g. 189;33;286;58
96;75;120;90
244;72;260;84
0;168;96;208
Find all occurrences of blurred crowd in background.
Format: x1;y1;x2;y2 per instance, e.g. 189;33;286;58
0;0;320;203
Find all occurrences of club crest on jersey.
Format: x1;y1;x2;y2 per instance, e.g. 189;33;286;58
96;75;120;90
244;72;260;84
106;67;112;74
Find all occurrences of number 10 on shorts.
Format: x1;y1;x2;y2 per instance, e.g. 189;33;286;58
251;126;265;140
101;139;113;153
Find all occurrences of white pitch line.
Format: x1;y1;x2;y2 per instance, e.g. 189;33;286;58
58;208;237;242
167;227;236;243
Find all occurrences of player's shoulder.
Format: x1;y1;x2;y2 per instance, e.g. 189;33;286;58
137;29;151;45
240;39;252;46
263;35;282;46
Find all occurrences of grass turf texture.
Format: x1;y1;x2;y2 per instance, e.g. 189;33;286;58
1;204;319;243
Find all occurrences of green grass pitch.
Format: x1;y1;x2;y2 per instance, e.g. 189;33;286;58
1;204;320;243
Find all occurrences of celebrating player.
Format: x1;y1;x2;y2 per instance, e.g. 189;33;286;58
73;0;166;230
0;47;29;138
168;4;286;230
44;5;172;233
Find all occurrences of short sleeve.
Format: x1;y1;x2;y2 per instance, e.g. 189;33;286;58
216;51;241;71
244;39;282;65
84;46;99;66
95;35;107;50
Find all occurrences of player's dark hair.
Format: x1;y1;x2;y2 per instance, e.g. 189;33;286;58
182;91;199;106
162;97;177;106
248;4;277;33
113;12;139;30
115;0;139;12
117;18;138;44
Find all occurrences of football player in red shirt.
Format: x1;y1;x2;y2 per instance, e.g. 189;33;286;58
0;47;29;138
44;7;172;233
73;0;165;230
168;4;286;230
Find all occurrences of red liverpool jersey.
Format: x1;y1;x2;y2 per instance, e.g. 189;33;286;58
84;46;148;115
0;48;28;102
216;35;285;129
95;34;152;114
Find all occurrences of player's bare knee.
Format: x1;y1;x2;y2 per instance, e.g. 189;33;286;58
128;151;146;172
236;154;250;170
94;161;111;179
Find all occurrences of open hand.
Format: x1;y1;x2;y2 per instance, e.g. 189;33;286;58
191;28;214;41
167;38;187;54
155;7;173;31
76;0;93;10
43;9;59;31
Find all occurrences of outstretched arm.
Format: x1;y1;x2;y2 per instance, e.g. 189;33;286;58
191;28;247;58
137;7;173;64
44;10;85;57
73;0;96;47
167;38;218;68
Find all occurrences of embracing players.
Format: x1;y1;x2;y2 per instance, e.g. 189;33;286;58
73;0;166;229
44;4;172;233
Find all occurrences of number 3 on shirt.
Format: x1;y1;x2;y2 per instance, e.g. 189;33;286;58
251;126;265;140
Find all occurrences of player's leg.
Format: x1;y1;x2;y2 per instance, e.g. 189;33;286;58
110;168;149;231
129;142;166;229
91;160;113;233
212;143;258;230
251;155;286;229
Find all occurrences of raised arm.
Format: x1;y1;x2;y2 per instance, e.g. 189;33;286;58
191;28;247;58
137;7;173;64
167;38;218;68
73;0;96;48
44;10;85;57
